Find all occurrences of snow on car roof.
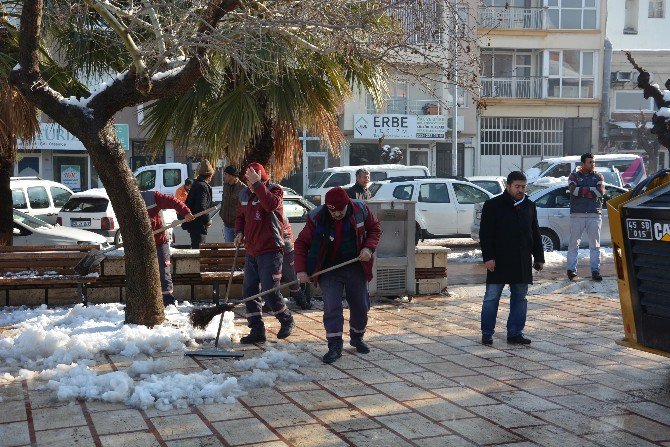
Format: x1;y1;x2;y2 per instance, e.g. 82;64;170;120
324;164;429;172
69;188;109;199
542;154;641;163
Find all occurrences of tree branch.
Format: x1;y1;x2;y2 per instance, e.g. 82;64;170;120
84;0;147;80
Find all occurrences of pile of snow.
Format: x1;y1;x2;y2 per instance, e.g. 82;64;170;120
0;303;312;410
448;247;613;266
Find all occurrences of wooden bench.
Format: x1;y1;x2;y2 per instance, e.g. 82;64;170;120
0;245;100;306
199;243;246;304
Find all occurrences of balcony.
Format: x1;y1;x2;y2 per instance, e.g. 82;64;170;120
366;99;443;115
479;6;546;30
481;77;545;99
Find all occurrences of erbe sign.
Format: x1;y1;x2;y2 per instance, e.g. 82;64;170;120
354;114;446;140
18;123;130;151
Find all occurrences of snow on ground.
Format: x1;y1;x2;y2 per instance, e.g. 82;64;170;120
448;247;614;266
0;303;312;410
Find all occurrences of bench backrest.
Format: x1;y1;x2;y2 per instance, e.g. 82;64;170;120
199;243;246;273
0;245;100;276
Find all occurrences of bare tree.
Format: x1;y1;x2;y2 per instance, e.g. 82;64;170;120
8;0;480;326
634;112;660;173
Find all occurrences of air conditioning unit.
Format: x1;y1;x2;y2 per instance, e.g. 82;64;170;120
366;200;416;297
615;71;634;82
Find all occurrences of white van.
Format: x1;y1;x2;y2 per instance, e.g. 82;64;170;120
304;164;430;204
11;177;73;224
524;154;646;187
134;162;224;202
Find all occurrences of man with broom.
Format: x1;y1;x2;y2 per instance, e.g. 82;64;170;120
294;187;381;364
141;190;194;306
234;163;295;344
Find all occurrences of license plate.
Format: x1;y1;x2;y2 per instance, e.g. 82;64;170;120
71;220;91;227
626;218;652;241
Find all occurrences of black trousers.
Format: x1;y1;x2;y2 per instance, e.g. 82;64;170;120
189;232;206;249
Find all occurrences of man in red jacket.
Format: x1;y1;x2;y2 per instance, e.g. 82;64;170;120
140;191;194;306
234;163;294;343
295;187;382;364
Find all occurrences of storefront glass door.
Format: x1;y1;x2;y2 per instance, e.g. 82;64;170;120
53;154;89;192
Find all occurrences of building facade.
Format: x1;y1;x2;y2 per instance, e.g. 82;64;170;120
604;0;670;170
477;0;607;175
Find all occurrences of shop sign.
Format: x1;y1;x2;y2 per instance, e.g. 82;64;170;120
61;165;81;190
18;123;130;151
354;114;446;140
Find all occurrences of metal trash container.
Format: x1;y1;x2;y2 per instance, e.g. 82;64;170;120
365;200;416;297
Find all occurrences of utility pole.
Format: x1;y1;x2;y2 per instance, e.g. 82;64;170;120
451;76;458;176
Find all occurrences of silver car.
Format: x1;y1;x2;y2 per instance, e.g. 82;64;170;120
13;209;110;247
470;182;627;251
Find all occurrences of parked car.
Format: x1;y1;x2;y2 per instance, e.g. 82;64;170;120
470;182;627;251
58;189;177;244
11;177;73;224
13;209;109;247
305;164;430;205
596;166;625;189
524;154;645;187
466;176;506;195
370;178;493;243
134;162;226;203
171;189;316;247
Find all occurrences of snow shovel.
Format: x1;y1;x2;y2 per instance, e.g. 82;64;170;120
74;204;221;275
186;243;244;359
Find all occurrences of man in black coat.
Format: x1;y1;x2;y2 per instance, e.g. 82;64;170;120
184;160;214;248
478;170;544;346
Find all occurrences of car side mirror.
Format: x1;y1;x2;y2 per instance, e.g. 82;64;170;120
13;228;21;236
624;183;632;189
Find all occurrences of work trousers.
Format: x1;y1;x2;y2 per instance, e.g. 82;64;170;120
243;251;291;328
318;262;369;342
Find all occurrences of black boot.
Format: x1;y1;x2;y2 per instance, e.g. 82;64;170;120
163;294;176;306
276;316;295;339
291;288;312;310
349;336;370;354
322;339;343;364
240;325;266;344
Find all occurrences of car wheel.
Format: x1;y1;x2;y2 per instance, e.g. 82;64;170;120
114;230;122;246
539;229;559;252
415;223;422;246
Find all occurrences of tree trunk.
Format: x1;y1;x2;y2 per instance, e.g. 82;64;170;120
0;155;13;247
85;123;164;326
242;120;274;172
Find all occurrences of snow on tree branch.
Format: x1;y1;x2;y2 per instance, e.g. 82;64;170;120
627;51;670;150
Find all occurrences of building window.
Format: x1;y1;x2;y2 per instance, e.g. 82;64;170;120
547;0;598;29
547;50;596;98
614;91;656;111
649;0;664;17
625;0;639;33
480;117;564;157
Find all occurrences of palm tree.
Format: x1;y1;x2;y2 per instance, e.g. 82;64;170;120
142;48;388;179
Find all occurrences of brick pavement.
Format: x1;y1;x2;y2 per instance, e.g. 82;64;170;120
1;284;670;447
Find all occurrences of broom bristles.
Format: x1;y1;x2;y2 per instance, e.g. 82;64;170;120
188;304;235;330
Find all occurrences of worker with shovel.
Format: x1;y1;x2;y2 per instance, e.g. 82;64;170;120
234;163;295;344
294;187;382;364
141;190;194;306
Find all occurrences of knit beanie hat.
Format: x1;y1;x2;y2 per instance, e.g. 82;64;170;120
325;187;350;211
199;160;215;176
246;162;269;182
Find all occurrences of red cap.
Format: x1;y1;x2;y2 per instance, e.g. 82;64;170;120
245;162;269;182
325;187;350;211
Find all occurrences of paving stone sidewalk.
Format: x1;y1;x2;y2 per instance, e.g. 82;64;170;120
2;281;670;447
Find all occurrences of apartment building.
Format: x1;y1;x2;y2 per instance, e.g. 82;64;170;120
604;0;670;170
477;0;607;176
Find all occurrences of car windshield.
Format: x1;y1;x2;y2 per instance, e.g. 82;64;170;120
13;210;52;229
471;181;501;195
61;197;109;213
599;171;621;187
308;171;330;188
525;161;553;178
526;184;550;196
369;183;383;197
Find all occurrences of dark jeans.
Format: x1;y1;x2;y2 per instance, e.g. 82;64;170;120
480;283;529;338
189;232;206;249
243;251;291;328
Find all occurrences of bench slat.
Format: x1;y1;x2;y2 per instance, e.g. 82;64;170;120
0;245;98;253
0;276;97;285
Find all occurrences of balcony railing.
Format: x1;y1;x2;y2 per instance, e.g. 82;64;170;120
481;77;545;99
366;99;442;115
479;6;546;30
